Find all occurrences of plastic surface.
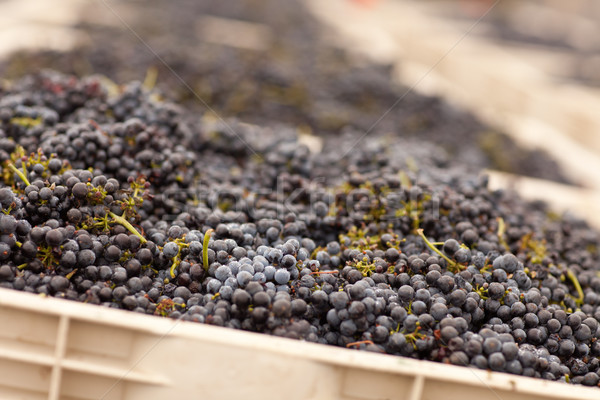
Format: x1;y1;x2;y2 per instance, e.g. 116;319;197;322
0;288;598;400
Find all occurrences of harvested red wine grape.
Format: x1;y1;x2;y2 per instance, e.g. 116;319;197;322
0;71;598;387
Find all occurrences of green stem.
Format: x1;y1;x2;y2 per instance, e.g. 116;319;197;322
8;163;30;186
566;269;584;306
203;229;214;272
143;66;158;90
497;217;509;251
416;229;460;271
65;268;78;280
169;256;181;279
108;211;147;244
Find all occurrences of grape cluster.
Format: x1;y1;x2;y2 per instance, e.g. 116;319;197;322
0;71;598;388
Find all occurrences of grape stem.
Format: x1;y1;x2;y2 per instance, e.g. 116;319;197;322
7;163;31;186
566;269;584;306
203;229;214;272
497;217;509;251
108;211;147;244
65;268;78;280
169;257;181;279
416;229;460;271
346;340;374;348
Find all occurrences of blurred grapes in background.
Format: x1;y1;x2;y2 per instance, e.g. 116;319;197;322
1;0;598;188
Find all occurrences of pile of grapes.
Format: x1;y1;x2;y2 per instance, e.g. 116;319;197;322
1;0;570;183
0;71;599;387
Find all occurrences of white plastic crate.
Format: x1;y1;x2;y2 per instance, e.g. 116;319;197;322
0;288;598;400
